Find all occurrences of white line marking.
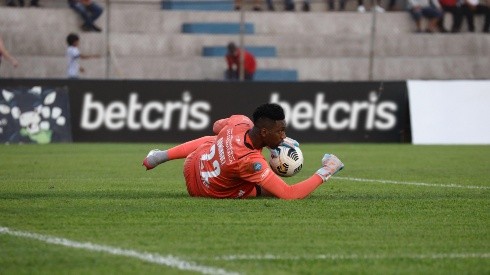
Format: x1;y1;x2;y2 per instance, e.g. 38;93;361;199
216;253;490;261
333;176;490;190
0;226;238;275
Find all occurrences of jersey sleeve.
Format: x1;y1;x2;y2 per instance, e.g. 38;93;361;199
258;172;324;200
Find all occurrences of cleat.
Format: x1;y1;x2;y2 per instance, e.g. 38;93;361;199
142;149;161;171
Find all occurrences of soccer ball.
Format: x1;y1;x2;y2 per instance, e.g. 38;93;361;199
269;145;304;177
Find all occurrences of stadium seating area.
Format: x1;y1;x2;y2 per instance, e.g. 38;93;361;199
0;0;488;80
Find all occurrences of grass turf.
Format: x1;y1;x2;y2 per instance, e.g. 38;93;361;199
0;143;489;274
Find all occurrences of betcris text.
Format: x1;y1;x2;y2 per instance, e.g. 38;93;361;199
271;92;397;130
79;91;397;131
80;92;210;131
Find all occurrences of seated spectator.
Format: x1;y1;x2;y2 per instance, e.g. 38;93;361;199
225;42;256;81
267;0;311;11
438;0;464;32
462;0;490;32
327;0;346;11
357;0;385;12
6;0;39;7
387;0;398;11
68;0;103;32
408;0;443;32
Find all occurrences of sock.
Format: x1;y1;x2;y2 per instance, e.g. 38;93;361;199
152;150;169;164
167;136;215;159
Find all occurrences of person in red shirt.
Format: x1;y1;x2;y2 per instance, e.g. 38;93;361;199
142;103;344;199
225;42;257;81
438;0;464;32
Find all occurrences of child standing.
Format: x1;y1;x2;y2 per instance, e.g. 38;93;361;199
66;33;99;79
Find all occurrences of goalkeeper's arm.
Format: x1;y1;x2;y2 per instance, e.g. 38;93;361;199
259;154;344;200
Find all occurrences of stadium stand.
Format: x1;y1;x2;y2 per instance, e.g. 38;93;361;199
0;1;488;80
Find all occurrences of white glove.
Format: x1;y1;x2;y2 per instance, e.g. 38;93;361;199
315;154;344;182
281;137;299;148
268;137;299;158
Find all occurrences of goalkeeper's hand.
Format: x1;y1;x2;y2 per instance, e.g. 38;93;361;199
268;137;299;157
315;154;344;182
281;137;299;148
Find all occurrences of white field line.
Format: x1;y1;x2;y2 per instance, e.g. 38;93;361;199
216;253;490;261
0;226;238;275
333;176;490;190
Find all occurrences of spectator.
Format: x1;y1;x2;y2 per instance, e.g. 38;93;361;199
68;0;103;32
357;0;385;12
387;0;398;10
266;0;311;11
438;0;464;32
327;0;346;11
408;0;443;32
462;0;490;32
225;42;257;81
6;0;39;7
0;35;19;72
66;33;99;79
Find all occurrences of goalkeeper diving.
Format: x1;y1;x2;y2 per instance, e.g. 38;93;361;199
142;103;344;199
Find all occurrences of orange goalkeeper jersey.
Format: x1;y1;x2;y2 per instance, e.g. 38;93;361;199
188;115;274;198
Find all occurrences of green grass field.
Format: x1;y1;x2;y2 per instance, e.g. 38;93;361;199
1;143;489;274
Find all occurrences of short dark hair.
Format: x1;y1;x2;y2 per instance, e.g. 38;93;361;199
252;103;285;124
66;33;79;46
227;42;236;54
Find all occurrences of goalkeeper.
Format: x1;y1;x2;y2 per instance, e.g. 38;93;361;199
143;103;343;199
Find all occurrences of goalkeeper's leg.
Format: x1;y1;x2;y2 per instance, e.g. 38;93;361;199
143;136;216;170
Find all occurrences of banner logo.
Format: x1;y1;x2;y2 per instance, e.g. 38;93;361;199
0;86;72;144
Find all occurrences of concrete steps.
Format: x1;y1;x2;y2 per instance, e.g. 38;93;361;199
161;0;234;11
0;7;488;80
3;27;487;58
182;22;255;34
1;54;487;80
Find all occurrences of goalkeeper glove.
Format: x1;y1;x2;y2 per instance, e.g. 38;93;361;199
281;137;299;148
315;154;344;182
269;137;300;158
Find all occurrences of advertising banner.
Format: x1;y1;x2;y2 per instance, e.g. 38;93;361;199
0;80;410;143
0;85;72;144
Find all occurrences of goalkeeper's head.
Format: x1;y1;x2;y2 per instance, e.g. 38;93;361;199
252;103;286;149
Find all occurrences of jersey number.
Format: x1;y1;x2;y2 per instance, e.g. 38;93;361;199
200;145;221;186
